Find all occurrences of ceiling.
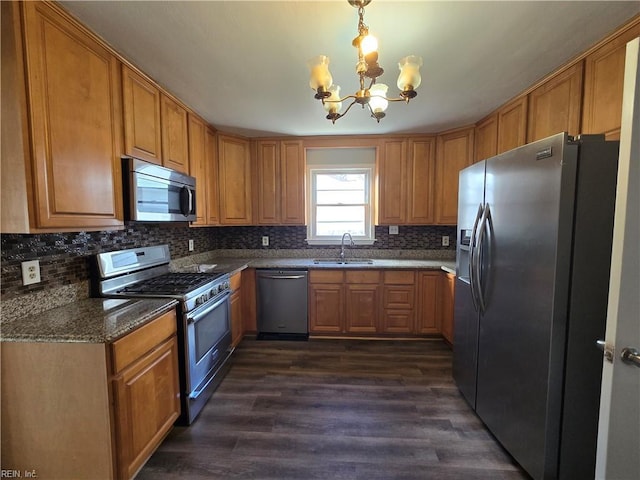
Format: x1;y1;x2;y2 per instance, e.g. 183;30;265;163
60;1;640;138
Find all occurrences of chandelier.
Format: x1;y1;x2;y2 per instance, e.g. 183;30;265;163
307;0;423;124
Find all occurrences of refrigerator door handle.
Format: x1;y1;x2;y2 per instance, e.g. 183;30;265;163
475;203;491;313
469;203;484;312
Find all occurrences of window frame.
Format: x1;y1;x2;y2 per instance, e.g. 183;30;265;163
306;165;376;245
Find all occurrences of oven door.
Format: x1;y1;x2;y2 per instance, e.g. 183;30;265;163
186;292;231;396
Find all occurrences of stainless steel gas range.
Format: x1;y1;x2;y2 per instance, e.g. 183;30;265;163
92;245;232;424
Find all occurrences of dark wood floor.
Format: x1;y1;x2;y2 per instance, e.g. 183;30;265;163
138;338;530;480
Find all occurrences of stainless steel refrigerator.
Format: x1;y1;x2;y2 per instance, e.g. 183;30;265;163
453;133;619;480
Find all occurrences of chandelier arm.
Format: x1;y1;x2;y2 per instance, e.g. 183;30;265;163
339;98;359;117
322;94;360;104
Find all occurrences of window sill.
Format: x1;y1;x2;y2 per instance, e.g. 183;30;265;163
305;239;377;246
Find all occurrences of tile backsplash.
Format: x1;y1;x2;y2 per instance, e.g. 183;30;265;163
1;223;455;301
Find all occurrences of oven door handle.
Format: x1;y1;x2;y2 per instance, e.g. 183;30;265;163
187;292;230;324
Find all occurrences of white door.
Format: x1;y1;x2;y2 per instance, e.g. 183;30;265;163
595;37;640;480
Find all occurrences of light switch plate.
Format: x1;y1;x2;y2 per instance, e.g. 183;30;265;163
389;225;399;235
188;239;194;251
442;235;450;247
21;260;41;286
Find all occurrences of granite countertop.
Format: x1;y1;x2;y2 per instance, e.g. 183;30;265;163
177;257;457;276
1;298;178;343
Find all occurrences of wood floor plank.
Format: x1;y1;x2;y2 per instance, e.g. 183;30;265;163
137;338;529;479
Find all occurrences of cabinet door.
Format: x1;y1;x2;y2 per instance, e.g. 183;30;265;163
582;23;640;140
205;127;220;225
280;140;305;225
378;139;407;224
122;65;162;164
255;140;280;224
382;285;415;333
474;114;498;162
416;271;440;334
441;273;455;344
218;134;252;225
113;336;180;480
527;63;583;143
435;128;474;225
22;1;123;230
497;96;528;154
188;114;207;225
230;289;243;347
345;285;379;334
241;268;257;333
161;94;190;173
407;138;436;224
309;283;344;333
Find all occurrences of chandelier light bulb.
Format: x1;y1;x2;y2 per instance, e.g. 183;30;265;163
323;85;343;114
369;83;389;113
360;34;378;56
397;55;423;92
307;55;333;91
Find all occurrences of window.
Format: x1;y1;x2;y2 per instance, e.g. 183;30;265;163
306;148;376;245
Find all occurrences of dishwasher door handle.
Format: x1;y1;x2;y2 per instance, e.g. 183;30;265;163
260;275;307;280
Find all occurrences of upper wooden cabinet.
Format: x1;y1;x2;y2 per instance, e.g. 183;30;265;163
254;140;305;225
122;65;162;165
3;1;124;232
218;134;253;225
378;137;436;225
435;127;475;225
527;63;584;143
474;114;498;163
205;127;221;225
188;114;207;225
582;22;640;140
161;94;190;174
497;96;528;154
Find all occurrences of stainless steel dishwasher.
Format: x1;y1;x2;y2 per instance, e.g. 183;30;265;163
256;269;308;340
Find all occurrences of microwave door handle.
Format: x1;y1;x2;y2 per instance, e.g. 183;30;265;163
180;186;192;217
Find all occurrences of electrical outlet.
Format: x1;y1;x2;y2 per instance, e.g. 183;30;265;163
21;260;41;286
442;235;450;247
188;239;194;252
389;225;399;235
262;236;269;246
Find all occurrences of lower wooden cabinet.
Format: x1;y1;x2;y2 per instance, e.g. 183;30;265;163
0;307;180;480
230;272;243;347
440;272;456;344
416;271;441;334
381;271;416;334
309;270;345;333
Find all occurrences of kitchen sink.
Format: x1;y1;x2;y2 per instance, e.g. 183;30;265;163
312;258;374;265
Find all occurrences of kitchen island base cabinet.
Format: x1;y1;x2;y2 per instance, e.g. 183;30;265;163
0;308;180;480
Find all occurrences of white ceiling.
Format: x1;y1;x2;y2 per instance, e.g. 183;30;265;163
60;1;640;138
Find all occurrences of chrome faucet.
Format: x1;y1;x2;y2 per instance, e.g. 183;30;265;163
340;232;355;261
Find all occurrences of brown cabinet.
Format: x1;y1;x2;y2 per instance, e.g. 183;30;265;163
378;137;436;225
440;272;455;344
205;127;221;225
188;114;207;225
474;114;498;163
241;268;258;333
309;270;345;334
230;272;243;347
497;96;528;154
381;271;416;334
527;63;584;143
5;1;124;232
345;270;380;334
582;22;640;140
416;271;441;334
122;65;162;165
218;134;253;225
435;127;475;225
254;140;305;225
161;94;190;174
1;307;180;480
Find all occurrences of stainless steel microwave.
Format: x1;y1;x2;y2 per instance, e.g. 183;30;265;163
123;157;196;222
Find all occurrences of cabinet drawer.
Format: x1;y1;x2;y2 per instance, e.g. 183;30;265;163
383;270;415;285
383;286;415;309
230;272;241;292
111;308;177;374
310;269;344;284
345;270;380;284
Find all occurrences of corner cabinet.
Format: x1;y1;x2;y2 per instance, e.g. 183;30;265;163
4;1;124;232
254;140;305;225
188;113;208;225
434;127;475;225
218;134;253;225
